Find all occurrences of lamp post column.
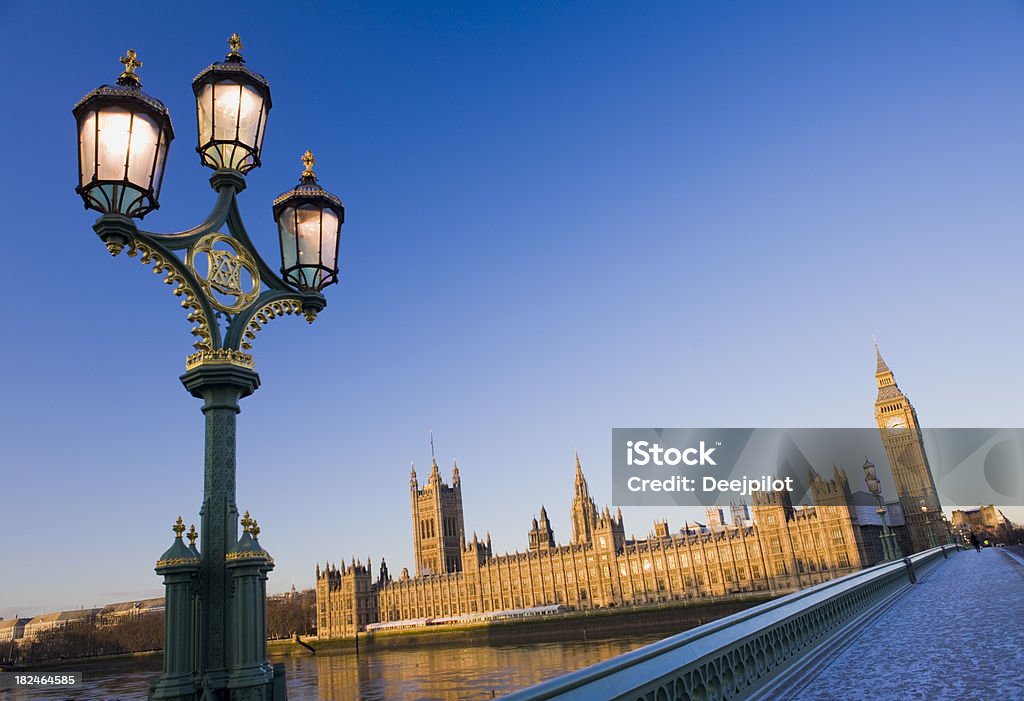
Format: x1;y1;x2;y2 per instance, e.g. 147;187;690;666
874;496;898;562
180;360;261;693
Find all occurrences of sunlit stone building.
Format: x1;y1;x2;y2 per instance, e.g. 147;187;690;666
316;456;881;638
951;505;1015;544
316;348;943;638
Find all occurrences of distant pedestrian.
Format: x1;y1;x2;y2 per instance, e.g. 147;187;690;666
970;532;981;553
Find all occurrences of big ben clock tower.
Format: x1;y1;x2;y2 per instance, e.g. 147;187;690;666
873;342;943;553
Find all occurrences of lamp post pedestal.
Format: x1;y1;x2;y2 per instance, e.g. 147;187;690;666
152;525;201;701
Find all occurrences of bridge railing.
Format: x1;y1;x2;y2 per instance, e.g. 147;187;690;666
502;545;958;701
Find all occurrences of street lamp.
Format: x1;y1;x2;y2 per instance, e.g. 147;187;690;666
940;514;955;547
920;499;938;549
863;457;899;561
73;37;345;701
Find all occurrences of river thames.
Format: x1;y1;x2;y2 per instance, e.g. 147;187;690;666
5;632;666;700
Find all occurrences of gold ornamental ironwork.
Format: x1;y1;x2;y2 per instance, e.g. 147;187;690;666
187;233;261;314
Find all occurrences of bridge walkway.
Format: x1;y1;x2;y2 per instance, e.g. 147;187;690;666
784;547;1024;700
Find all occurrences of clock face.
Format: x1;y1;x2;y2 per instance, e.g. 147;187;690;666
886;416;907;431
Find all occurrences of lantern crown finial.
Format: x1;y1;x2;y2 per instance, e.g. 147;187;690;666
301;150;317;181
226;33;244;63
187;524;198;546
118;49;142;88
173;516;186;538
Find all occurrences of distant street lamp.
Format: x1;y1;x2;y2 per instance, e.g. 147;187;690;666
920;499;938;549
940;514;955;546
863;458;899;561
73;36;345;701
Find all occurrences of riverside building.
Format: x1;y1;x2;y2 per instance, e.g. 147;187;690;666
316;348;936;638
317;456;890;638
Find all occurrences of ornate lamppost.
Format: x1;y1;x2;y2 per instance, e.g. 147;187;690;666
863;458;899;562
73;36;345;701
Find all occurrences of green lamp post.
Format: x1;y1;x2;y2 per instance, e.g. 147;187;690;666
863;458;899;562
73;35;345;701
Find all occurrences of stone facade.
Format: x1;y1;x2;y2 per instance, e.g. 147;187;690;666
316;457;881;639
951;505;1015;544
315;349;943;639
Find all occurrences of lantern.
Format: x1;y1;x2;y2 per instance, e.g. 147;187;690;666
73;49;173;218
273;151;344;291
192;34;271;173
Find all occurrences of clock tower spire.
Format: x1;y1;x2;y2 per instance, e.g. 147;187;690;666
872;342;943;553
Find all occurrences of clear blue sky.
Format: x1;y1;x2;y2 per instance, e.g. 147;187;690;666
2;1;1024;620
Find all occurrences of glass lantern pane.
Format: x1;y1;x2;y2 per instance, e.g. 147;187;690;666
295;204;322;266
126;112;159;189
319;210;340;271
96;106;133;181
78;110;97;188
236;84;264;149
153;135;168;196
197;82;214;150
279;206;298;271
213;81;241;141
254;99;268;153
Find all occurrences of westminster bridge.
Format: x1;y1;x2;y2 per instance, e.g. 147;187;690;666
502;545;1024;701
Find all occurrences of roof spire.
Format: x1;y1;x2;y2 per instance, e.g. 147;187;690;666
874;337;891;375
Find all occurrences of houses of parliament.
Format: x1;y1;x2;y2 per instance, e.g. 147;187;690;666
316;346;946;638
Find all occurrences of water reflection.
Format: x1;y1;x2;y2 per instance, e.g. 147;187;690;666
3;633;663;701
282;634;665;700
3;656;162;701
